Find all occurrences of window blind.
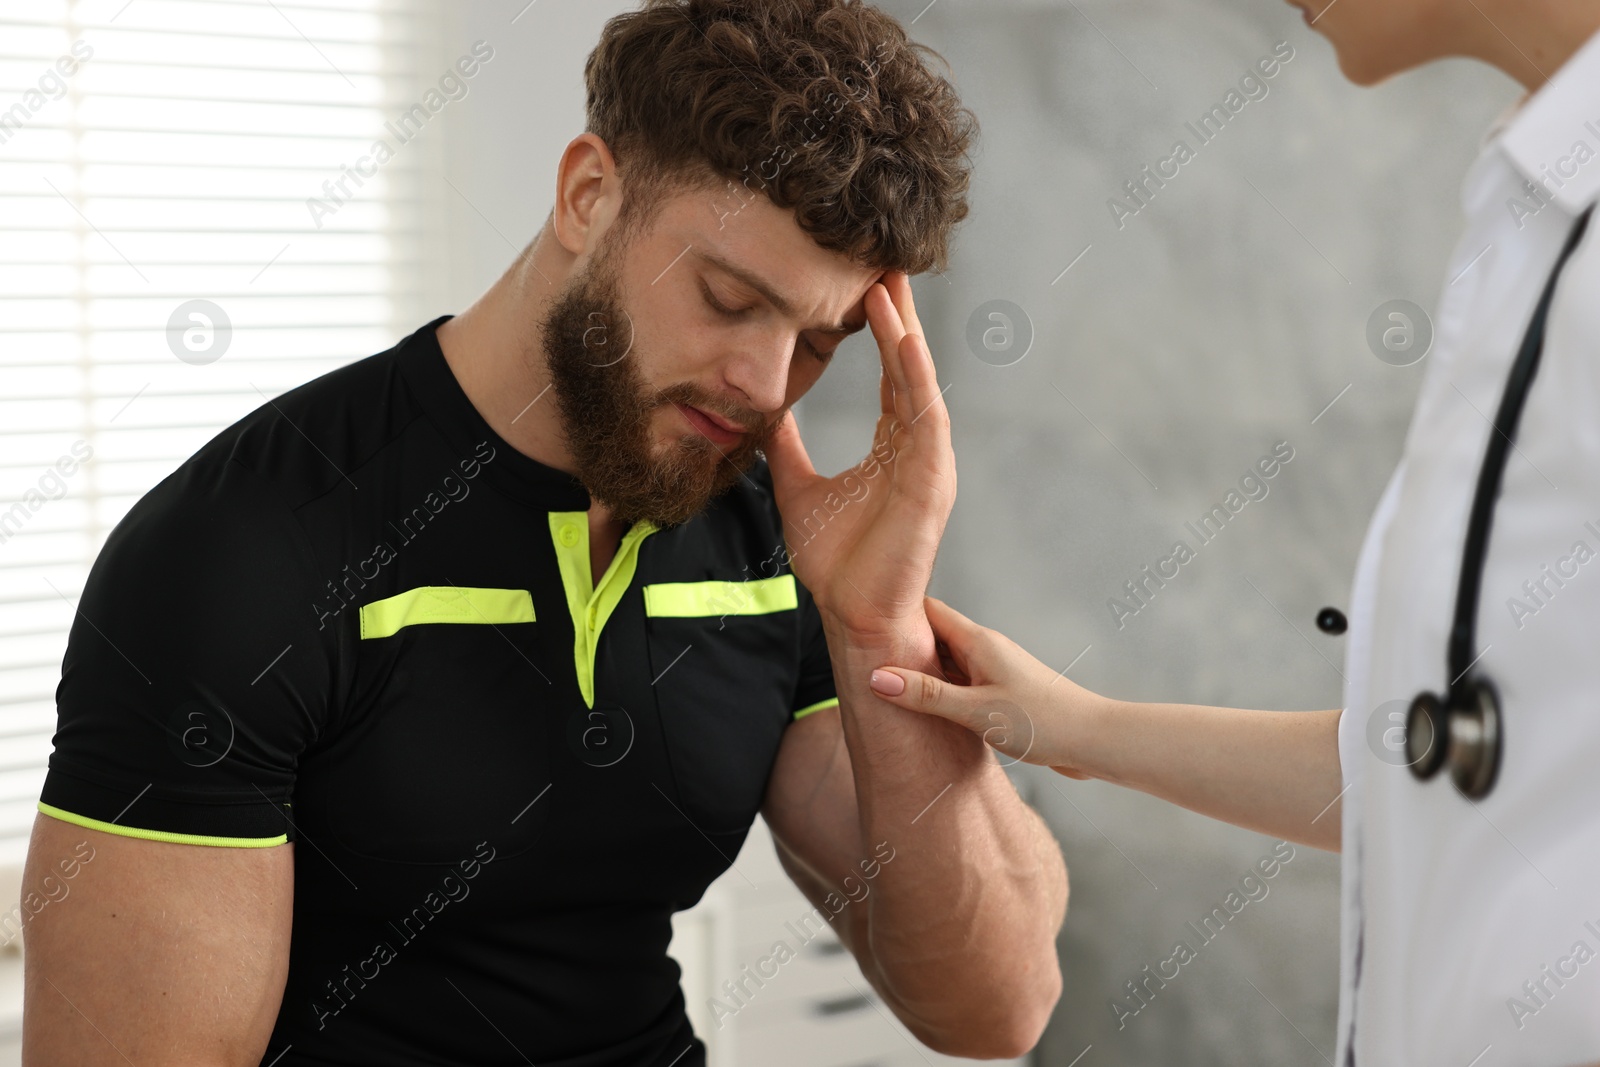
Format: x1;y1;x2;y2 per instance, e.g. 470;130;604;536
0;0;435;867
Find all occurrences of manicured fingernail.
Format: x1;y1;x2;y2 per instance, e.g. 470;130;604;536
869;669;905;696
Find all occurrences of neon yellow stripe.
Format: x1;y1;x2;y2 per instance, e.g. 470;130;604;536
642;575;798;618
793;696;840;721
549;513;660;709
358;586;535;640
37;802;288;848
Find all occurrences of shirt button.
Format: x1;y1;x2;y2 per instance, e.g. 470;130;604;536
586;606;597;628
559;524;580;547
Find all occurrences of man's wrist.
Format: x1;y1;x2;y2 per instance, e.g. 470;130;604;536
820;610;939;675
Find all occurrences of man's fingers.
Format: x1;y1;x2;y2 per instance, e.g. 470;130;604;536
865;282;913;427
885;270;925;345
884;271;938;429
864;279;906;352
885;337;915;432
876;273;946;453
897;328;946;438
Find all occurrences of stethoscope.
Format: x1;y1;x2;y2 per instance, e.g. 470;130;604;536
1397;203;1594;799
1316;204;1595;799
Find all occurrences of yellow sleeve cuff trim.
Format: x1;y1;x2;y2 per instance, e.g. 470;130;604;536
37;802;289;848
643;575;798;618
359;586;535;640
793;696;840;721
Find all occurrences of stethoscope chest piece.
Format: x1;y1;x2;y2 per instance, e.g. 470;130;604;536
1405;691;1447;778
1407;680;1502;800
1448;678;1502;800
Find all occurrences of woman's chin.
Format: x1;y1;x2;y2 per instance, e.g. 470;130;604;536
1327;34;1431;87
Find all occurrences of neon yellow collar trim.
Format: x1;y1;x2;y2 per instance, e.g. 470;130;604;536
548;511;659;708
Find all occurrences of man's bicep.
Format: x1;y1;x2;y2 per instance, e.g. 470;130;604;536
22;811;294;1067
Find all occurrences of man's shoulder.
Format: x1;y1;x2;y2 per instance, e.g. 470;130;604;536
97;321;448;583
179;321;439;510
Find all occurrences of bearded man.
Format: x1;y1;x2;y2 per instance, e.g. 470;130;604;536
22;2;1067;1065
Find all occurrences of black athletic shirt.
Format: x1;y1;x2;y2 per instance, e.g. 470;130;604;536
39;316;840;1067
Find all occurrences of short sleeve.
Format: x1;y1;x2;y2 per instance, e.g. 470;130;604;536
38;459;336;847
789;575;839;721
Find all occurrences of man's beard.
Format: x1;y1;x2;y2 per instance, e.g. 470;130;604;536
539;241;776;528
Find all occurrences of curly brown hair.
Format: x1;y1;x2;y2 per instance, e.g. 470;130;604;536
583;0;977;275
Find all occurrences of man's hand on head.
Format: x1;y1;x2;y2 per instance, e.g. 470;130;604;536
764;270;956;652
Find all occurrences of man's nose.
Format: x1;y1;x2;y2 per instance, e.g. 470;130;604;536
721;335;795;415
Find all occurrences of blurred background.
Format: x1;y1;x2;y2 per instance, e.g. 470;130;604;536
0;0;1520;1062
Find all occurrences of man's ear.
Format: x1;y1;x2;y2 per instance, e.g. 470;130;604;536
552;132;622;258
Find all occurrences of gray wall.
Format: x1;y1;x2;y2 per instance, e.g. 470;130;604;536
428;0;1519;1062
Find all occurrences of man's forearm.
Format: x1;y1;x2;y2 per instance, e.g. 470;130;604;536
824;617;1067;1058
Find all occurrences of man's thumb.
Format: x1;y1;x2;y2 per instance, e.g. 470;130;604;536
763;409;815;501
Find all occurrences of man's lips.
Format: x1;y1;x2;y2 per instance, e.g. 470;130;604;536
672;402;750;446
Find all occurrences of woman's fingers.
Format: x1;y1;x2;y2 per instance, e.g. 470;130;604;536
867;665;985;728
935;646;969;686
868;666;1041;764
878;594;1094;775
923;596;984;672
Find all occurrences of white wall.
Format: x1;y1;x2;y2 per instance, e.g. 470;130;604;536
429;0;634;310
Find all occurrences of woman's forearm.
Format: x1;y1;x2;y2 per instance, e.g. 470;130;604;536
867;597;1348;850
1073;699;1344;850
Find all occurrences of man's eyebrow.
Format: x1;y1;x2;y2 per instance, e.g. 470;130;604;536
689;247;869;338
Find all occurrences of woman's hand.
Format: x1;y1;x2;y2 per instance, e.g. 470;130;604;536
866;595;1107;780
